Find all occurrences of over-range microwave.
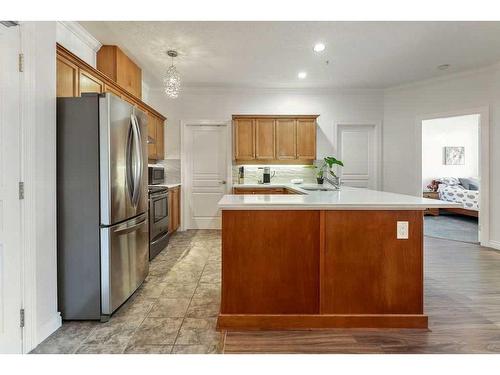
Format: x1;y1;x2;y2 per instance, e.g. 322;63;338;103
148;166;165;185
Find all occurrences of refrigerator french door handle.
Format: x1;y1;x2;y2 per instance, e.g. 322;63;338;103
131;114;144;206
126;118;135;203
130;114;142;207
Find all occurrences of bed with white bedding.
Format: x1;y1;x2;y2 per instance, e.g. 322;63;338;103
436;177;479;214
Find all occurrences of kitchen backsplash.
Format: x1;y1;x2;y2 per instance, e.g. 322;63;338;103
155;159;181;184
232;165;317;184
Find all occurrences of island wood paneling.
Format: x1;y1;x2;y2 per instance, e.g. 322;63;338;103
221;210;320;314
218;209;426;330
321;210;423;314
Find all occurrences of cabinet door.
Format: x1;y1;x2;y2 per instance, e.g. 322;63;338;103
147;112;157;160
276;119;297;159
56;55;79;97
255;119;275;159
234;119;255;160
155;116;165;160
79;70;104;95
321;211;423;314
296;119;316;159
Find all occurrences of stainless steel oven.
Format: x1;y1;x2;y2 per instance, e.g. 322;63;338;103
148;186;169;260
148;166;165;185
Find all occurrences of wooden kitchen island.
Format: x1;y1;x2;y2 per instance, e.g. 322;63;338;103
217;185;458;331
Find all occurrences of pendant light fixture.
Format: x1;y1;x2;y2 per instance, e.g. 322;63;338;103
164;50;181;98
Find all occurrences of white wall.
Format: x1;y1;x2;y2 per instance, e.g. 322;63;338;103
147;88;384;160
383;64;500;247
422;114;479;189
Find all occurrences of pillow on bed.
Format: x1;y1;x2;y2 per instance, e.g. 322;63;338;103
437;177;461;186
459;177;480;191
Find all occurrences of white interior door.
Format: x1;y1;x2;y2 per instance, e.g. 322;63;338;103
337;124;378;189
185;124;228;229
0;24;23;353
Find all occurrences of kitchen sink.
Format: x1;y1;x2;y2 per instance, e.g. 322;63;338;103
301;187;337;192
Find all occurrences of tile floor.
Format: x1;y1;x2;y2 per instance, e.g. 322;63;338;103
32;230;223;354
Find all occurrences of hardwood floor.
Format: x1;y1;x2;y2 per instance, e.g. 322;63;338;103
223;236;500;353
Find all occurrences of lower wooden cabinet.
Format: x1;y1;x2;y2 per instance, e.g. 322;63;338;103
169;186;181;233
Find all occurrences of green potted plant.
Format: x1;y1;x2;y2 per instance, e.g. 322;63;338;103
314;156;344;186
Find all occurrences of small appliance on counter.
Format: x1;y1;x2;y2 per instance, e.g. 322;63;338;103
263;166;275;184
148;165;165;185
238;166;244;184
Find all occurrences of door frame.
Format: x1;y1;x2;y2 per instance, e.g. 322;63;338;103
334;120;382;190
415;106;490;247
180;119;232;231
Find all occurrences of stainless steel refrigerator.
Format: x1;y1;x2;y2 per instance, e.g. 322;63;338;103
57;93;149;321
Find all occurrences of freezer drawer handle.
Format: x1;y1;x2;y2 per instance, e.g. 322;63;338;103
113;218;147;235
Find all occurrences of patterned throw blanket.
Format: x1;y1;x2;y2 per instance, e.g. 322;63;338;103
438;184;479;211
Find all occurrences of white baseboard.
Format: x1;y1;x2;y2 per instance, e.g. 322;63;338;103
34;313;62;350
487;240;500;251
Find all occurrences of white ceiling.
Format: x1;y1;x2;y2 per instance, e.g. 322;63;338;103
79;21;500;89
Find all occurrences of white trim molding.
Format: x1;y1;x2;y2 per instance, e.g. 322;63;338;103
56;21;101;67
488;240;500;251
57;21;101;52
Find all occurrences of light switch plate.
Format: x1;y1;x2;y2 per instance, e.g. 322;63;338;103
397;221;409;239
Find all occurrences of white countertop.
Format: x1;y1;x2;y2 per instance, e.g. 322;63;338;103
154;183;181;189
220;183;460;210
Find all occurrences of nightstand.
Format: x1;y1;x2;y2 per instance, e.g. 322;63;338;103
423;191;439;216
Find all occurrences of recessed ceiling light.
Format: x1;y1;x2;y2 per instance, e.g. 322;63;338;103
437;64;450;71
313;43;325;52
298;71;307;79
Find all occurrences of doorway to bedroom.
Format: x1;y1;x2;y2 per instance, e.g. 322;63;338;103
421;114;480;244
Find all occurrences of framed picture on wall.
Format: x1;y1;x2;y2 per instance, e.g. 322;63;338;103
444;146;465;165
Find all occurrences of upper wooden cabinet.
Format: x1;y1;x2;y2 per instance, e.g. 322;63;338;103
276;119;296;160
56;44;166;161
296;118;317;159
255;119;275;159
232;115;318;164
56;55;79;97
97;45;142;99
147;113;165;161
79;70;104;95
234;118;255;160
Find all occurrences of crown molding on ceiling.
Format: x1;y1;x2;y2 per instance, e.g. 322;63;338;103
148;85;384;96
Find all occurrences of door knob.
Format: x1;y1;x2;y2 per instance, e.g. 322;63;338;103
220;180;227;185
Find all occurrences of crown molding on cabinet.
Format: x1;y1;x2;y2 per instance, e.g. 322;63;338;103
57;21;102;53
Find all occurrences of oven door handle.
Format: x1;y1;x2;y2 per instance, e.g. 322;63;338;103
151;192;168;200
